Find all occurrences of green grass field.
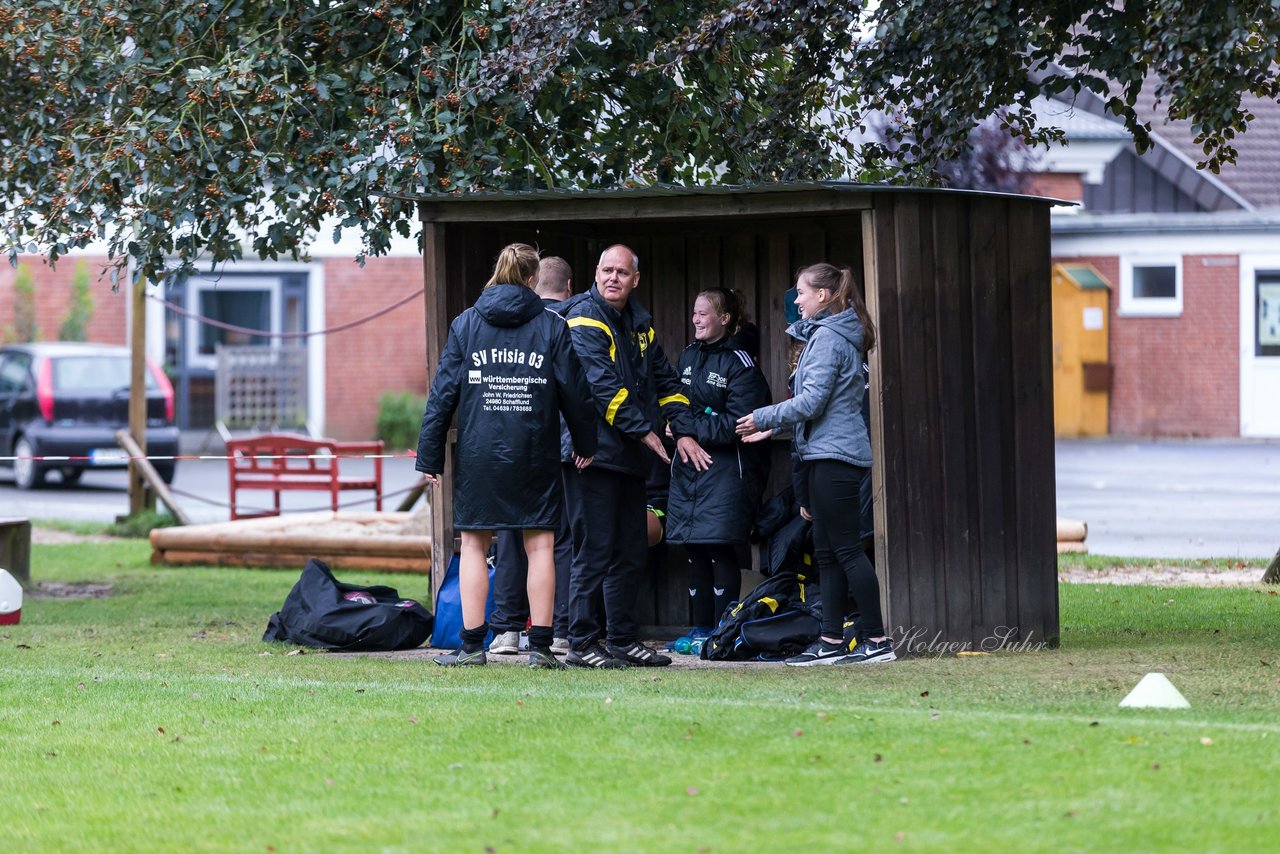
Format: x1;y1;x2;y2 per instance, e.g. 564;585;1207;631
3;539;1278;852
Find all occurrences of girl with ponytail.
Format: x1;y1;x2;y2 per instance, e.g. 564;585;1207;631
736;263;892;666
416;243;598;669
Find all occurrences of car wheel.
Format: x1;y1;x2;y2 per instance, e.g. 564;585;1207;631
13;437;46;490
59;467;83;486
155;463;176;485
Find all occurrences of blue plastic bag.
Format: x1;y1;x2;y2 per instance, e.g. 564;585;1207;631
431;554;495;649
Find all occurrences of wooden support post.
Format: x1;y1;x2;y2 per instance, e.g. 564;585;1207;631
420;217;455;604
128;273;156;517
396;477;429;512
116;430;192;526
1263;547;1280;585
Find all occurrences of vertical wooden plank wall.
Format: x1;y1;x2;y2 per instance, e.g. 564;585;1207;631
865;194;1059;648
420;221;454;603
417;194;1057;642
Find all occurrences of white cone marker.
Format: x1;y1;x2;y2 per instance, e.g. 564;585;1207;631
1119;672;1190;709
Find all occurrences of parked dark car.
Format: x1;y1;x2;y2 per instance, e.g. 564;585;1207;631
0;342;178;490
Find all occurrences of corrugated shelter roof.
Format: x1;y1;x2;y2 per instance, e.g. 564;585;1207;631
387;180;1069;206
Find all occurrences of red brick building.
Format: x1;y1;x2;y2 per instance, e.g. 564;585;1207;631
1037;88;1280;438
1;245;430;443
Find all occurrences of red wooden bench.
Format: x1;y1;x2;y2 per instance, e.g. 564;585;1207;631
225;434;384;520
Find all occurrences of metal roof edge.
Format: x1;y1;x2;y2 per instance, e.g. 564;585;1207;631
1051;210;1280;236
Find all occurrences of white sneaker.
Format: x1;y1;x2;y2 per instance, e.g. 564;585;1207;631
489;631;520;655
550;637;570;655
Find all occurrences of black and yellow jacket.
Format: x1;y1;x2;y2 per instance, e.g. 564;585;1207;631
559;286;694;477
665;335;772;545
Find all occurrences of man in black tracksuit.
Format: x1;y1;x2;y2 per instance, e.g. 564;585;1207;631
560;244;711;668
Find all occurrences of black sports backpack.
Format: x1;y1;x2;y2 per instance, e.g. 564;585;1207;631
263;558;433;652
701;570;822;661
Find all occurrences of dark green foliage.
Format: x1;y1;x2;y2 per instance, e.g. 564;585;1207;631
2;1;1276;283
376;391;428;454
57;260;94;341
4;263;38;343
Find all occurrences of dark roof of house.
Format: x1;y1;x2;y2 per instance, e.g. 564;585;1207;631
1033;66;1280;212
1125;83;1280;211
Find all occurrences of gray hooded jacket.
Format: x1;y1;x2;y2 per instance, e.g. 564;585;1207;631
751;307;871;468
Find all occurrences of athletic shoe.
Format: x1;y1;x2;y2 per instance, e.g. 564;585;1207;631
606;641;672;667
433;647;486;666
565;643;628;669
489;631;521;655
528;648;567;670
840;637;897;665
550;637;570;655
784;638;850;667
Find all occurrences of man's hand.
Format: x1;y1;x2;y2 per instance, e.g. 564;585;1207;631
422;473;441;487
574;454;594;470
640;431;670;465
676;436;712;472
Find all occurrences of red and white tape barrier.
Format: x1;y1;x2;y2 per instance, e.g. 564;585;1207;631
0;452;416;463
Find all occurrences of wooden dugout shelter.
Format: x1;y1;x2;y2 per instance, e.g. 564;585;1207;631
401;182;1062;649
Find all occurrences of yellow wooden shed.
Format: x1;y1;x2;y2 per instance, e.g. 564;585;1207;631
1052;263;1111;437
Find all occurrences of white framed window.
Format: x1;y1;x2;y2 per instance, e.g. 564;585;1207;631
184;275;282;369
1119;256;1182;317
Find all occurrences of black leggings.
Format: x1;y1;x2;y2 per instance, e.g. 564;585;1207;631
685;543;739;628
808;459;883;639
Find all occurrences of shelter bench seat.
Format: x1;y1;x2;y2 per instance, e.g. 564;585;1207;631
226;434;384;521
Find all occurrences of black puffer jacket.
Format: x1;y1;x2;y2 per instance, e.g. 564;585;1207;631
559;286;694;477
665;336;772;545
416;283;597;530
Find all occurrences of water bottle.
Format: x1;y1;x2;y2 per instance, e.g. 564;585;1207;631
689;638;704;656
673;636;692;654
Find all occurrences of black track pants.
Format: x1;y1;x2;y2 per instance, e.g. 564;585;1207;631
809;459;884;639
564;466;647;649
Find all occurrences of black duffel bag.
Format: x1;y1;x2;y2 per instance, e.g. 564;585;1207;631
263;558;433;651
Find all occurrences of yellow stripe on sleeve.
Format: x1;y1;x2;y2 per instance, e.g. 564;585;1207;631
658;393;690;407
605;387;629;425
567;316;616;362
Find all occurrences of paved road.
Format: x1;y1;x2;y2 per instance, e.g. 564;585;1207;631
1055;439;1280;559
3;438;1278;559
0;451;427;525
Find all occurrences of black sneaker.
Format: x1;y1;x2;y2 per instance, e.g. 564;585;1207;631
528;648;567;670
785;638;850;667
606;641;672;667
840;637;897;665
433;647;486;666
565;643;628;669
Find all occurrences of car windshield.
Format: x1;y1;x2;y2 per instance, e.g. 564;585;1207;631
52;356;158;392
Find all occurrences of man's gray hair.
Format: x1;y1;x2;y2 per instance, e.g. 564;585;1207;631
598;244;639;272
